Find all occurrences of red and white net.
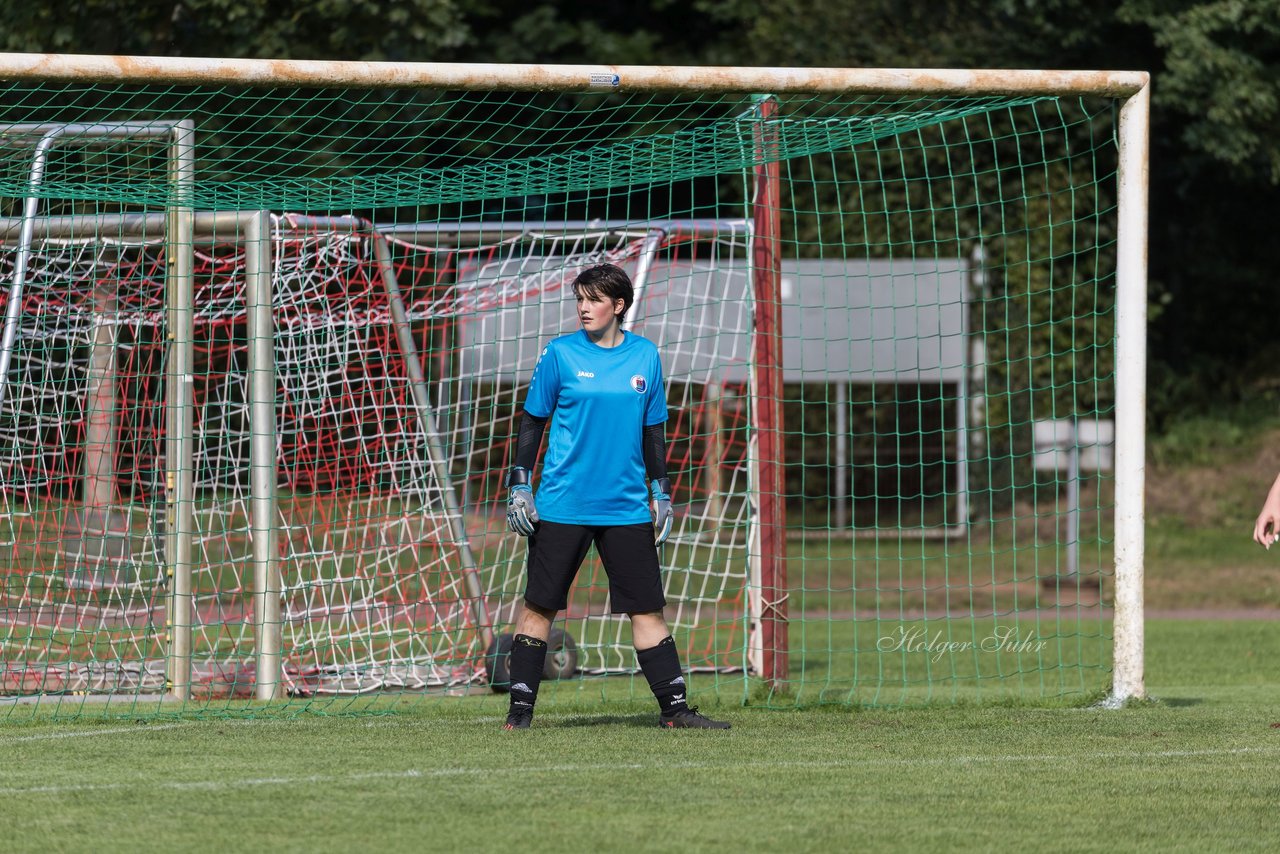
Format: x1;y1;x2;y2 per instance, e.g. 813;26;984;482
0;218;755;700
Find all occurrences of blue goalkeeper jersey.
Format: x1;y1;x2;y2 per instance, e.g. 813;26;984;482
522;329;668;525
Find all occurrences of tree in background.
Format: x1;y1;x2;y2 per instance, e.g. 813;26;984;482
3;0;1278;424
697;0;1280;423
0;0;468;60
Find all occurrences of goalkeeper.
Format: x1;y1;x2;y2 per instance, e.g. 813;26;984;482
501;263;729;731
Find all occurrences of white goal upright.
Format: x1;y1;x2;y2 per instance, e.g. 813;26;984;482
0;55;1148;716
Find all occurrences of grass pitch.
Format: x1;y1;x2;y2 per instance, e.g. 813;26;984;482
1;619;1277;853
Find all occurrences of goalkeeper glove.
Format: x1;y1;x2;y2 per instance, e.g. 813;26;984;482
651;477;674;546
505;467;539;536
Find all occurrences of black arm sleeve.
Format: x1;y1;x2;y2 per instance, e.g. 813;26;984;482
513;411;549;472
642;422;668;482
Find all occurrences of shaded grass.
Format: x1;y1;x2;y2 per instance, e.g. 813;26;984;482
0;619;1277;853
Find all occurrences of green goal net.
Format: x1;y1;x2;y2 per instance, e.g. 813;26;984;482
0;61;1146;718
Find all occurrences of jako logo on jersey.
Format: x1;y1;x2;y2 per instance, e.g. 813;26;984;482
630;375;647;393
577;370;595;378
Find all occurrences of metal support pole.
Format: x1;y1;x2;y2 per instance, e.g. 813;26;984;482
626;228;666;328
458;378;474;510
371;233;494;649
1065;423;1081;580
165;119;196;700
0;131;59;410
246;211;282;701
749;94;788;686
706;379;724;531
966;243;988;529
952;259;974;534
83;264;119;520
834;381;849;530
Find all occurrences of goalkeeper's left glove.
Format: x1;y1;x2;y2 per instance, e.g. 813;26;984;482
505;467;539;536
651;477;674;546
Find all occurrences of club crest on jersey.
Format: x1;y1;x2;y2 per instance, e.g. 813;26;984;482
630;374;647;393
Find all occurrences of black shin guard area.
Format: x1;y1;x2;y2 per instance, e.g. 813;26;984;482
637;636;689;714
509;634;548;708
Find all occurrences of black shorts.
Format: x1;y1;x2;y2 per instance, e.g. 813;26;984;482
524;521;667;615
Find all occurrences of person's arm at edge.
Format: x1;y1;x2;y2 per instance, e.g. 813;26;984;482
1252;471;1280;547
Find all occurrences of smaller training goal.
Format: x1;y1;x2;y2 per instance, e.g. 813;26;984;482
0;211;765;701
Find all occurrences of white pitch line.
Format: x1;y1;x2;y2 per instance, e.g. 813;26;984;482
0;722;191;744
0;769;427;796
1;746;1277;797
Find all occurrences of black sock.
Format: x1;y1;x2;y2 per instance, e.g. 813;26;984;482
637;636;689;715
508;634;547;713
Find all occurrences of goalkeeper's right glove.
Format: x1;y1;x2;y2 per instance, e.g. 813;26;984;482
651;477;673;546
505;467;539;536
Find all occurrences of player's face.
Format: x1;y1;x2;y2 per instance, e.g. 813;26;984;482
576;291;624;333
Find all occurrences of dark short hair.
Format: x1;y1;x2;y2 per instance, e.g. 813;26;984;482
572;263;634;320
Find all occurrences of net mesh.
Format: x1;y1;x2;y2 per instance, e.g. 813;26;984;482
0;79;1120;716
